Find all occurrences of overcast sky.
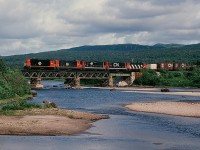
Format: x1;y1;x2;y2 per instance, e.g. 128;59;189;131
0;0;200;56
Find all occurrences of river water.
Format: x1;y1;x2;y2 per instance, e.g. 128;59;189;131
0;81;200;150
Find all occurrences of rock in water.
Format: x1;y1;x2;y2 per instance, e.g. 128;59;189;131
161;88;170;92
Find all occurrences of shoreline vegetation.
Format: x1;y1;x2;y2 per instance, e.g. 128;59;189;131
0;94;33;105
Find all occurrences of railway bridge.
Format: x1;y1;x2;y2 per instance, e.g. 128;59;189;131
22;69;140;88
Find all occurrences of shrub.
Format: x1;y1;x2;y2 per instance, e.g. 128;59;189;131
1;101;41;111
0;59;31;100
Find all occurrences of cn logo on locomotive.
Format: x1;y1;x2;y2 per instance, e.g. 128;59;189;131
113;63;119;67
90;62;94;66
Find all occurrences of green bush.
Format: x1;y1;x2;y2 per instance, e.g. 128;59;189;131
0;59;31;100
134;69;161;86
1;101;41;111
134;69;195;87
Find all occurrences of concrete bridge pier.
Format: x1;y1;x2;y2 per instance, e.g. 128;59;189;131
74;75;80;89
129;72;136;85
124;72;136;85
108;74;114;87
30;78;44;89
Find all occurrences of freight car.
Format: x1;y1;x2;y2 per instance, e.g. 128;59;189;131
141;62;194;71
156;62;192;71
158;62;174;70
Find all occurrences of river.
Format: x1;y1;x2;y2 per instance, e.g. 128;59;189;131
0;81;200;150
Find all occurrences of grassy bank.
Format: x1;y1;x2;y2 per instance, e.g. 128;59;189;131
0;94;32;106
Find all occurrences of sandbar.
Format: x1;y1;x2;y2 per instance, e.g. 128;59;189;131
0;108;108;136
125;101;200;118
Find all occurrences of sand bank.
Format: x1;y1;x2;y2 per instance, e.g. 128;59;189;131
83;86;200;97
123;90;200;97
113;87;200;97
0;108;108;136
125;101;200;118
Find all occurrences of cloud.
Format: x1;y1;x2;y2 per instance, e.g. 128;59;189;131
0;0;200;56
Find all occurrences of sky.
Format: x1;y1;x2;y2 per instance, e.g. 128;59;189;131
0;0;200;56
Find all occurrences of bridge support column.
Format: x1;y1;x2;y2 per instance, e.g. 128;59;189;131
30;78;44;89
74;75;80;89
124;72;136;86
129;72;135;85
108;74;113;87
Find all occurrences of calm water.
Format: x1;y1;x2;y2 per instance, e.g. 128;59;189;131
0;81;200;150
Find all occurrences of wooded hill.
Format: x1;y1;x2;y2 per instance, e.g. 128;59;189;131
2;43;200;69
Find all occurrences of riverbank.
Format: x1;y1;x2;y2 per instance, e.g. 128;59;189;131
0;108;109;136
118;87;200;97
83;86;200;97
125;101;200;118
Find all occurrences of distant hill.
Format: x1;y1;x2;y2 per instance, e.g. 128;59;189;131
2;43;200;69
153;43;185;48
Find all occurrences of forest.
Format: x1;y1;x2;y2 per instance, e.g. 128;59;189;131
2;43;200;69
0;59;31;100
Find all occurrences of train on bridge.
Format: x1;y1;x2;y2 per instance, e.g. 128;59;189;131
24;58;145;70
24;58;193;71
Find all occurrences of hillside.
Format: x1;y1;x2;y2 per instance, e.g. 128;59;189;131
2;43;200;68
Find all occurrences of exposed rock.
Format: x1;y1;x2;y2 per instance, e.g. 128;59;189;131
161;88;170;92
31;90;37;97
43;101;58;108
116;81;128;87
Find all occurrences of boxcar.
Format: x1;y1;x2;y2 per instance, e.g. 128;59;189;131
146;64;157;70
173;63;187;70
158;62;174;70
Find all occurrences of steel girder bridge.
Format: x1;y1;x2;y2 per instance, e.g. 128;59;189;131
22;69;136;88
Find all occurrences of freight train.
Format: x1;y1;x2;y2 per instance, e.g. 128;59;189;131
24;58;193;71
24;58;145;70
